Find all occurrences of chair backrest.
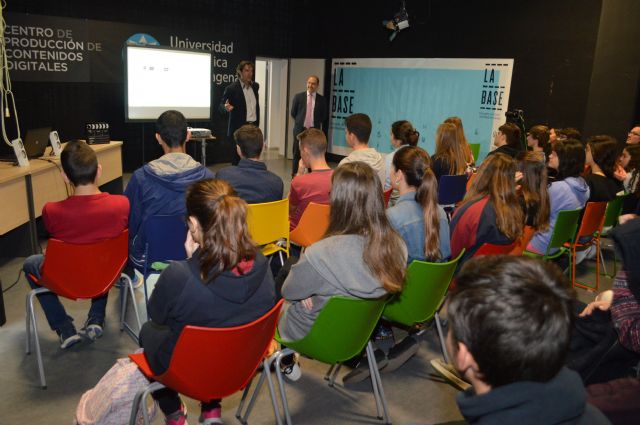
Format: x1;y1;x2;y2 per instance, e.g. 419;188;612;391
576;201;607;239
383;188;393;208
158;299;284;402
289;202;330;248
545;208;583;255
469;143;481;162
383;250;464;326
278;296;387;364
510;225;536;255
474;241;518;257
438;175;468;205
603;194;628;228
144;215;188;264
247;199;289;246
40;230;128;300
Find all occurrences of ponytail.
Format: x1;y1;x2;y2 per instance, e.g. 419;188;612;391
415;168;441;261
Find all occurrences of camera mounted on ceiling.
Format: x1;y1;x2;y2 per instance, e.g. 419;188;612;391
383;0;410;42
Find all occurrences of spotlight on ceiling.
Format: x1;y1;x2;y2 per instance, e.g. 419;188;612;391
383;0;410;42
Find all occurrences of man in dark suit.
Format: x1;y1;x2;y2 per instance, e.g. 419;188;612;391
220;60;260;165
290;75;328;175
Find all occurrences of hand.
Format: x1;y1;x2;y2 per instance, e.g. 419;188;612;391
515;171;523;182
301;297;314;311
619;214;637;225
296;159;307;176
224;100;234;112
579;296;613;317
614;165;627;182
184;231;199;259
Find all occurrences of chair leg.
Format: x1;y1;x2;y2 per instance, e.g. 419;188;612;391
129;381;164;425
237;362;283;425
595;239;601;292
274;349;295;425
329;363;342;387
120;274;142;344
571;247;577;288
366;341;391;424
435;312;450;364
324;364;335;381
236;373;255;421
263;357;284;425
26;288;49;389
599;243;609;277
120;276;128;331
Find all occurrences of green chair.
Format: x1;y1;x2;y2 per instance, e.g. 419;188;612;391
599;193;629;277
523;208;583;279
238;296;390;425
469;143;481;163
382;251;464;364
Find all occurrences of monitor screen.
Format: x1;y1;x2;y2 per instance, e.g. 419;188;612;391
125;45;212;121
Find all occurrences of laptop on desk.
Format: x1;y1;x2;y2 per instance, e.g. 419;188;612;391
0;127;51;163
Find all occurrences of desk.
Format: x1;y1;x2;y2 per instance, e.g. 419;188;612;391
0;142;123;254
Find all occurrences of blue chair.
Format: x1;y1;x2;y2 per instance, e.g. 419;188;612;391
438;175;468;220
140;215;188;316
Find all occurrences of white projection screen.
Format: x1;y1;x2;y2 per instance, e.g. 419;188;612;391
125;45;212;121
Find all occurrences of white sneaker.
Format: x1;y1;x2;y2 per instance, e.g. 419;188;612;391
280;354;301;381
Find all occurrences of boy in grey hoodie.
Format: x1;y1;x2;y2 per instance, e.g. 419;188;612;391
338;113;385;186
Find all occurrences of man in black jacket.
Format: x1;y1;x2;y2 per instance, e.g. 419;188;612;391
290;75;327;175
220;60;260;165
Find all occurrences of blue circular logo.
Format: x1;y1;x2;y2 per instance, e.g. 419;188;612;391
126;33;160;46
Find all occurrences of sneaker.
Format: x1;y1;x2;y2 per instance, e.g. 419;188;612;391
166;404;188;425
383;336;419;373
58;327;82;349
280;353;302;382
79;318;104;341
430;358;471;391
342;349;388;387
373;323;394;340
198;406;223;425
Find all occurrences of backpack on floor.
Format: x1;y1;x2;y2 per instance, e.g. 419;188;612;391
74;354;157;425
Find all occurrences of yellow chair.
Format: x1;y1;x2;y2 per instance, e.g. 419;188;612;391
247;199;290;265
290;202;330;249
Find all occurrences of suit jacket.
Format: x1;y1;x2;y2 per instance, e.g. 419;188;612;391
290;91;328;135
220;80;260;137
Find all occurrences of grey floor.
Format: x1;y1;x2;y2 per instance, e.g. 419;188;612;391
0;149;612;425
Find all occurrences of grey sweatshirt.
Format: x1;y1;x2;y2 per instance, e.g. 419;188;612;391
278;234;399;341
339;148;386;187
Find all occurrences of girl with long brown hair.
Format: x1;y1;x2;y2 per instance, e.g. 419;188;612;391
444;116;474;166
139;179;276;425
387;146;450;263
278;161;407;342
432;122;468;180
450;153;524;266
517;151;551;230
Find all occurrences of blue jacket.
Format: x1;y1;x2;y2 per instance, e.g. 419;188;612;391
124;153;214;266
217;159;283;204
528;177;590;254
386;192;451;264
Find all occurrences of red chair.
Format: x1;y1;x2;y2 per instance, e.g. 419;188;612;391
129;299;285;425
509;225;536;256
383;188;393;208
565;201;607;292
26;230;142;388
289;202;330;249
473;241;518;257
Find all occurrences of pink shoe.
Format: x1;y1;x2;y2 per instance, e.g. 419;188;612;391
199;406;223;425
165;404;188;425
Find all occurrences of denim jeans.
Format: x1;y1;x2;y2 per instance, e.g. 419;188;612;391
23;254;108;333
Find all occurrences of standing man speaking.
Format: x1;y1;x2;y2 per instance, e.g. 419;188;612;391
290;75;328;175
221;60;260;165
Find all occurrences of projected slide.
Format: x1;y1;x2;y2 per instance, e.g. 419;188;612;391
328;58;514;162
126;46;212;121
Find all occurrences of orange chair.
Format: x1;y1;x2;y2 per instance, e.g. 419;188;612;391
25;230;141;388
383;188;393;208
473;241;518;257
509;225;536;256
289;202;330;249
129;299;285;425
565;201;607;291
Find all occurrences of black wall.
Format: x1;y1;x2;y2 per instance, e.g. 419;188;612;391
5;0;640;170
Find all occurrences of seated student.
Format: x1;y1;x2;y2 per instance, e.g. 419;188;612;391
125;110;214;275
288;128;333;231
387;145;450;264
516;151;551;230
618;144;640;213
450;153;523;267
528;139;590;254
487;122;521;158
431;122;468;181
277;162;407;371
444;116;475;166
139;179;276;425
444;256;609;425
23;141;129;348
584;135;623;202
527;124;551;158
338;113;386;186
383;120;419;190
217;124;284;204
